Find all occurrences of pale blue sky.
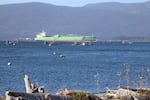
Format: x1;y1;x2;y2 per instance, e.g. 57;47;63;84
0;0;149;6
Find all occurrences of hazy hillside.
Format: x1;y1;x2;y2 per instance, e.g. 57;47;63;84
84;1;150;14
0;2;150;40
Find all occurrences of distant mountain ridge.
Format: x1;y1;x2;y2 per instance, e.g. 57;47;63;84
84;1;150;14
0;1;150;40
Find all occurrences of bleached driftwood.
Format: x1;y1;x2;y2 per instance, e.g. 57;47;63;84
106;87;150;100
106;88;137;99
5;91;72;100
24;74;32;93
5;91;102;100
132;96;150;100
24;74;44;93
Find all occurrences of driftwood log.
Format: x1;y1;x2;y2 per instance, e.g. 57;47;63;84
5;91;72;100
5;91;102;100
24;75;32;93
106;87;150;100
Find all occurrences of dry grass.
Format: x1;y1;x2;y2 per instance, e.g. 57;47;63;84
0;97;4;100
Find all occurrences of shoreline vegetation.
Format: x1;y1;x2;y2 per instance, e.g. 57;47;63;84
3;74;150;100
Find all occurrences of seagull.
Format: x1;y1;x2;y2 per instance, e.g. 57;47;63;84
60;54;65;58
53;52;56;55
7;62;11;66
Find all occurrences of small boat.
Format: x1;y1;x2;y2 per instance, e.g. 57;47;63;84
5;41;17;45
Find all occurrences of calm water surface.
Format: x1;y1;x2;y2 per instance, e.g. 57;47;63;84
0;41;150;95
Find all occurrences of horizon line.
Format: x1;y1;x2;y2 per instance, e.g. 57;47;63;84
0;1;149;7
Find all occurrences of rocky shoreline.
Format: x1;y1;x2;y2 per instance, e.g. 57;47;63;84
3;75;150;100
4;88;150;100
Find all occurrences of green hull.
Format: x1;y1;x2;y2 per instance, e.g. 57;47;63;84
35;34;96;42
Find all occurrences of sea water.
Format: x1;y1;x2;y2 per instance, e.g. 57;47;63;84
0;41;150;95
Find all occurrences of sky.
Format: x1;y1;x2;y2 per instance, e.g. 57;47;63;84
0;0;149;6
